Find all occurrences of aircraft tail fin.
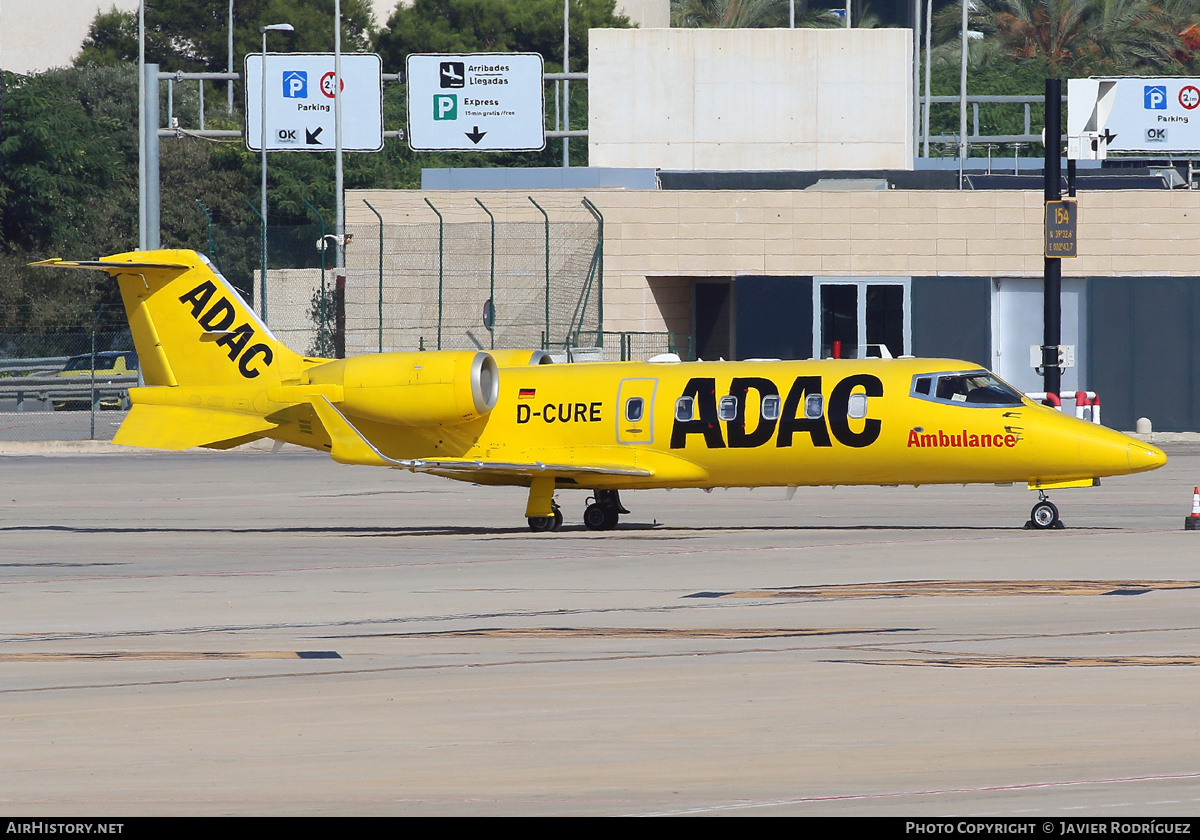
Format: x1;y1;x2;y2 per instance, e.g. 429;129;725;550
33;250;302;387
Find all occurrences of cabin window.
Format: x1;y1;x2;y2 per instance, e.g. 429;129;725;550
625;397;644;423
761;394;781;421
675;396;695;422
804;393;824;419
718;396;738;422
847;393;869;419
915;376;931;396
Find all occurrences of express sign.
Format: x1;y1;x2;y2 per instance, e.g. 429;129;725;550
406;53;545;152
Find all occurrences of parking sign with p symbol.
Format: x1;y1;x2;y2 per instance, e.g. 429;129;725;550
283;70;307;99
433;94;457;121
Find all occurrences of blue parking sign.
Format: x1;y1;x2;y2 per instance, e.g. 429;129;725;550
283;70;307;99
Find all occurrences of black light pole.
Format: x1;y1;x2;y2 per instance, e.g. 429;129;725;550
1043;78;1063;401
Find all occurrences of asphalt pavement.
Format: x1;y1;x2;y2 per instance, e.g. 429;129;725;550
2;444;1200;815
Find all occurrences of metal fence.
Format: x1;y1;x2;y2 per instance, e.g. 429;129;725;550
246;198;606;360
0;330;136;441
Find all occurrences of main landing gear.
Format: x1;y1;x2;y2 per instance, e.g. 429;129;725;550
527;501;564;533
524;482;630;533
582;490;629;531
1025;491;1064;530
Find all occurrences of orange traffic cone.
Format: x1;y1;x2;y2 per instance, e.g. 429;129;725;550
1186;487;1200;530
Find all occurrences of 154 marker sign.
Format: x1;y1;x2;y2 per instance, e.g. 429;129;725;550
1045;200;1078;258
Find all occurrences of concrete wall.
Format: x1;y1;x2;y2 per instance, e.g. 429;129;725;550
348;186;1200;339
618;0;670;28
587;28;914;170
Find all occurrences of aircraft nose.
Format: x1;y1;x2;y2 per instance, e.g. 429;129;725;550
1128;441;1167;473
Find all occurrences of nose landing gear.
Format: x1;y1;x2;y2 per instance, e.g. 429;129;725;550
1026;491;1064;530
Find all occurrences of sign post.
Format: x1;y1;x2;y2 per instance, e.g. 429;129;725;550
406;53;545;152
1044;199;1078;258
1043;78;1063;402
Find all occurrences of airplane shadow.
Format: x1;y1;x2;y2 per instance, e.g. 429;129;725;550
0;522;1127;538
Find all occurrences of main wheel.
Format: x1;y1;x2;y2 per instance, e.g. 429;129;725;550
528;515;556;533
583;504;609;531
529;505;564;533
1030;500;1060;530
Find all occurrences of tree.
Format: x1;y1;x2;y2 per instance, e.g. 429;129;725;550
76;0;377;72
374;0;631;72
929;0;1198;75
670;0;840;27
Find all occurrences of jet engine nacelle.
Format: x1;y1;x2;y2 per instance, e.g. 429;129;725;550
307;351;499;427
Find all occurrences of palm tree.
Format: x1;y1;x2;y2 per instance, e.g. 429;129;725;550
943;0;1197;74
670;0;840;28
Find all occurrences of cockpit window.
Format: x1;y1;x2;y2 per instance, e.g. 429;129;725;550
912;371;1025;407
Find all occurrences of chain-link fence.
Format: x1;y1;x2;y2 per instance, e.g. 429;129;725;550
0;325;136;441
241;199;605;360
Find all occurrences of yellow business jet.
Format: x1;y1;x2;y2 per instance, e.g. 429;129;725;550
36;250;1166;532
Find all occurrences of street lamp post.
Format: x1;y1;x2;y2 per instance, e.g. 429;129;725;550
228;1;235;115
259;23;294;323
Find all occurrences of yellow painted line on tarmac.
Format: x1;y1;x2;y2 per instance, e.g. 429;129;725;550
694;580;1200;600
0;651;341;662
856;655;1200;668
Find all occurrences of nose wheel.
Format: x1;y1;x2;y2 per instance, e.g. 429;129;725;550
1026;492;1064;530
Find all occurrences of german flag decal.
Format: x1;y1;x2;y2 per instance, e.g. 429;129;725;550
518;388;536;399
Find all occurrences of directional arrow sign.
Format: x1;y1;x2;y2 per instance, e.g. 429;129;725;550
406;53;545;152
245;53;383;152
1068;77;1200;153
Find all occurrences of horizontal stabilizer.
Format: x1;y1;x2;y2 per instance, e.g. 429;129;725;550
31;258;191;272
113;405;276;451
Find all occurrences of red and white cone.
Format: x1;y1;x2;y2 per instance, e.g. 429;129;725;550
1186;487;1200;530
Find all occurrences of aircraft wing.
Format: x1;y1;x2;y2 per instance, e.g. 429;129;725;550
394;458;651;478
309;397;652;478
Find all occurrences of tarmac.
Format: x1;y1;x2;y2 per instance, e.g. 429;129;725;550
3;441;1200;816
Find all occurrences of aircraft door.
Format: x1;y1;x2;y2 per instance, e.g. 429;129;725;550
616;378;658;445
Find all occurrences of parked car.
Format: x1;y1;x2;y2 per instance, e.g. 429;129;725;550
53;351;139;410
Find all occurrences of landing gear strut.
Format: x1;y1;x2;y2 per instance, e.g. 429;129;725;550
528;501;563;533
583;489;628;531
1026;491;1064;530
526;476;562;533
